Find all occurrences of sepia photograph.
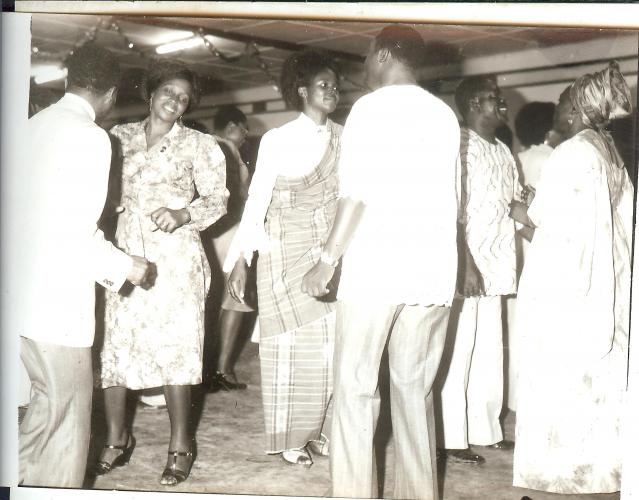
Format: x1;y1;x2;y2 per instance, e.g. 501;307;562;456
1;2;638;500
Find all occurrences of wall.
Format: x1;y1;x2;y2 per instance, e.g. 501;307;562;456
111;32;638;155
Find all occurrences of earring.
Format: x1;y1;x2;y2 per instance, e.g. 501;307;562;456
568;118;574;125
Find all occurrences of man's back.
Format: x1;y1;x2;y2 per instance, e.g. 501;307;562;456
337;84;460;306
22;94;114;345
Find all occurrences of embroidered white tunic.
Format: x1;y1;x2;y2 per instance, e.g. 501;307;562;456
459;128;520;296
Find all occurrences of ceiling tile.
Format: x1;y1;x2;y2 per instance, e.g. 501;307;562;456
167;17;274;32
230;21;323;44
29;13;634;99
306;34;371;55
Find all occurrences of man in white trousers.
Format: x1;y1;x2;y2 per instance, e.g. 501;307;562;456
302;25;460;499
436;75;519;464
18;43;152;488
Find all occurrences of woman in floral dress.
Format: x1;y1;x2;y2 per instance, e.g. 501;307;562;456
225;51;342;468
95;62;228;486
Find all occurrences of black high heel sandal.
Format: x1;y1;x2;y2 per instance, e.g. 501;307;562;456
160;443;196;486
94;435;136;475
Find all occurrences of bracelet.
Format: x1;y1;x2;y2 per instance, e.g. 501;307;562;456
319;250;339;268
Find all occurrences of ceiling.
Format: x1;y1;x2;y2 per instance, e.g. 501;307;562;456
30;13;633;104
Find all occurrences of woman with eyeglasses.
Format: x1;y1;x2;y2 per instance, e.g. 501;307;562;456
509;62;633;494
224;50;342;468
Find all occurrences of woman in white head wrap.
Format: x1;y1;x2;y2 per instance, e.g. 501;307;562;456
509;62;633;494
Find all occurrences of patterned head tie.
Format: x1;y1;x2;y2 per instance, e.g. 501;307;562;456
569;61;632;130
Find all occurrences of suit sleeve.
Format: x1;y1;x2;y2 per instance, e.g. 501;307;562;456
76;126;132;291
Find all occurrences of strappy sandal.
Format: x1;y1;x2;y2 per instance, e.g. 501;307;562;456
160;446;196;486
281;447;313;469
94;435;136;475
307;437;330;457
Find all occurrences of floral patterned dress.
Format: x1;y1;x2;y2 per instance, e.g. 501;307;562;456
100;119;227;389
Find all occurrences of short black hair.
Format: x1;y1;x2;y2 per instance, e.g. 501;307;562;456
280;50;340;111
214;105;247;130
143;61;200;113
373;25;426;71
514;102;556;148
65;42;121;94
454;75;497;120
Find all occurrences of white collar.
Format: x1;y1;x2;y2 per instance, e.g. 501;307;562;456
64;92;96;121
296;112;329;133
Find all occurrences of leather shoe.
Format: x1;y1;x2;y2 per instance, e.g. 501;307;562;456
441;447;485;464
208;372;247;393
484;439;514;451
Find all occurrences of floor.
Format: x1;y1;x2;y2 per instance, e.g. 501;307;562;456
82;332;621;500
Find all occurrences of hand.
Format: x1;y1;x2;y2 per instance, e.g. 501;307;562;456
213;135;244;165
301;262;335;298
149;207;190;233
459;263;485;297
509;200;531;226
457;247;485;297
518;225;535;242
227;260;248;304
521;185;536;205
127;255;156;288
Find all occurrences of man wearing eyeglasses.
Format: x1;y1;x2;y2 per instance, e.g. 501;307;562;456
436;76;520;464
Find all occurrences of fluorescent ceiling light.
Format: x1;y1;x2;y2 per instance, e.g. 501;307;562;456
33;67;68;85
156;36;203;55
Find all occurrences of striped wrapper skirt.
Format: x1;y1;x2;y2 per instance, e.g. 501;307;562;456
259;311;335;453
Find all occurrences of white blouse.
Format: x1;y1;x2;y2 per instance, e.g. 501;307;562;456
223;113;334;272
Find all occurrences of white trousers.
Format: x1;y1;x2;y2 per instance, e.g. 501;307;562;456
331;301;450;500
437;295;504;449
504;295;518;411
19;337;93;487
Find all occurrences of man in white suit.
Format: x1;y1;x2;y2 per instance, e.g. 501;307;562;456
18;43;151;488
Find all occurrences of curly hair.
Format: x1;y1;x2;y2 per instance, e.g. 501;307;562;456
64;42;121;94
143;61;201;114
373;25;426;71
514;102;556;148
280;50;340;111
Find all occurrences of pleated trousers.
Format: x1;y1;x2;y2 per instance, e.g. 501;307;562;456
19;337;93;488
330;300;450;500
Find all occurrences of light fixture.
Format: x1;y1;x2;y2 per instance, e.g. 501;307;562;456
33;66;68;85
155;35;202;55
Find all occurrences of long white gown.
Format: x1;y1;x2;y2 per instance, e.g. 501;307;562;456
513;129;633;494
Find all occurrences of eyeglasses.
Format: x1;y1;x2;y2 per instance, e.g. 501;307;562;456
478;94;507;105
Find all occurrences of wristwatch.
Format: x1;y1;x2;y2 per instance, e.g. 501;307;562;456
319;250;339;268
